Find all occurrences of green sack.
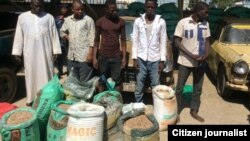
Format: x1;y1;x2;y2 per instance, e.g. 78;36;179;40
209;8;224;16
127;2;144;14
117;9;129;16
127;9;140;17
93;77;123;130
167;25;176;33
159;3;178;13
93;90;123;130
1;108;40;141
32;75;64;141
156;7;163;14
118;112;159;138
63;69;99;101
93;76;123;103
47;100;74;141
183;85;193;102
167;20;179;26
208;15;222;23
161;13;180;21
224;7;250;16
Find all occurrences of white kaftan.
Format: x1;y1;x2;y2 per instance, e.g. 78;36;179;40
12;11;61;103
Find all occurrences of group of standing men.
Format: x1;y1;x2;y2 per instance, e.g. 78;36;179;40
12;0;210;123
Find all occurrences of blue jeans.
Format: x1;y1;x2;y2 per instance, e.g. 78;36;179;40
134;58;160;102
175;64;205;113
98;55;122;87
67;60;93;82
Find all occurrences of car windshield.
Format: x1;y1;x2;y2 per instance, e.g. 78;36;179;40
124;20;134;41
220;25;250;44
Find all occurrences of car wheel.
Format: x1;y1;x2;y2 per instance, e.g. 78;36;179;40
0;67;17;102
216;66;231;97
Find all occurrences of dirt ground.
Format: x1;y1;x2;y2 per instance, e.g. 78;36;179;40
7;69;250;141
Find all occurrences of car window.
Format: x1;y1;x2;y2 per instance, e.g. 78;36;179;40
124;20;134;41
220;25;250;44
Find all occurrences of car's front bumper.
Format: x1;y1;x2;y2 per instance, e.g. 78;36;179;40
226;81;250;92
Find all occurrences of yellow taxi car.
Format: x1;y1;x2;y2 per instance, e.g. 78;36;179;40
120;16;174;92
207;18;250;97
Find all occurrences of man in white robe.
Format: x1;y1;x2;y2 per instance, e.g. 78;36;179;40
12;0;61;105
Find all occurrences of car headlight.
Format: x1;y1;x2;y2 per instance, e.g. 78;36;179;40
233;60;249;75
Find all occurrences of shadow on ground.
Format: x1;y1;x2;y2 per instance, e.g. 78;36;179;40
205;65;250;112
223;92;250;111
11;75;26;104
248;115;250;124
121;91;153;105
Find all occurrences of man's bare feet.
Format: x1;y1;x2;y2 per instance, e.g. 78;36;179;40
190;109;205;122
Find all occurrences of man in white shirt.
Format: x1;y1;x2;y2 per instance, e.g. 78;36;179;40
132;0;166;102
12;0;61;106
174;2;210;122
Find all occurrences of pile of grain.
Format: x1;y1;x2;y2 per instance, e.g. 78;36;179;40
7;111;32;125
58;103;71;111
124;114;153;129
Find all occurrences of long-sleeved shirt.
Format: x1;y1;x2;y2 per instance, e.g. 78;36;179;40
12;11;61;103
132;14;167;62
60;14;95;62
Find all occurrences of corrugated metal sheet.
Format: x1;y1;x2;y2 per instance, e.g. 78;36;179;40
10;0;177;4
10;0;178;8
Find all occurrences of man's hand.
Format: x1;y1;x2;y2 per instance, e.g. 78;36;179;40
93;58;98;69
121;58;126;69
158;61;164;72
133;59;138;70
63;35;69;40
87;54;93;63
53;54;59;63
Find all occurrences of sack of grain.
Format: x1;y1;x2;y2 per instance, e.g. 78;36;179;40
47;100;74;141
66;102;105;141
127;2;144;14
208;7;224;16
63;69;99;101
32;75;64;141
159;3;178;13
119;112;159;141
93;77;123;130
152;85;177;131
93;93;122;130
0;107;40;141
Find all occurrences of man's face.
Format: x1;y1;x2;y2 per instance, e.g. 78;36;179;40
197;8;209;22
106;4;118;19
31;0;44;15
61;7;68;15
72;3;84;19
145;1;156;18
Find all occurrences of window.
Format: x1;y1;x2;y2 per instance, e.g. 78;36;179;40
221;25;250;44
